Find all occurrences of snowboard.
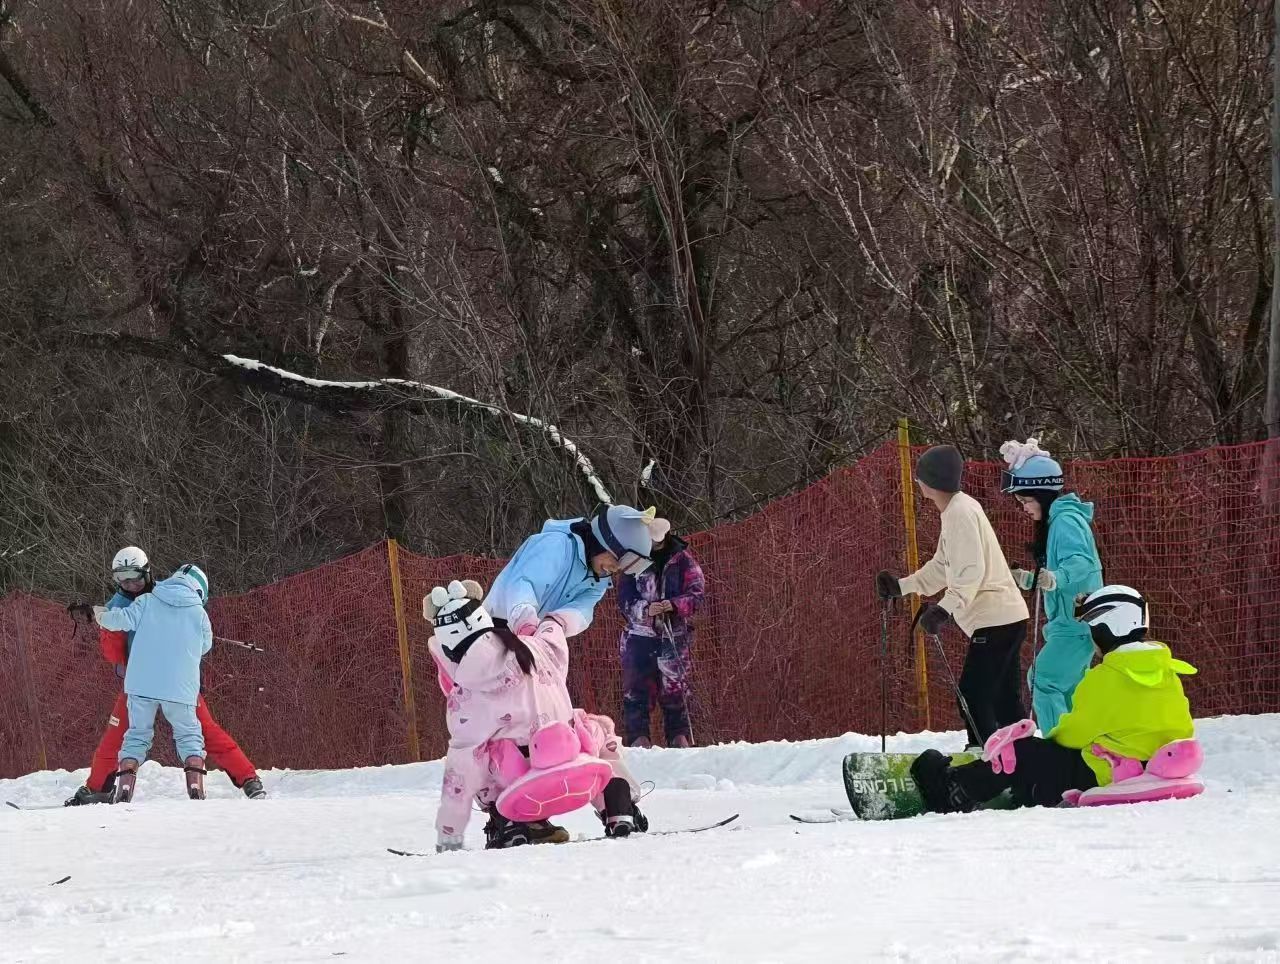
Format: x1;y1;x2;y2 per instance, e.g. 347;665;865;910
389;813;739;856
842;752;1016;820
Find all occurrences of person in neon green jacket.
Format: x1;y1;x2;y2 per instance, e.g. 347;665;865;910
999;438;1104;731
912;585;1196;811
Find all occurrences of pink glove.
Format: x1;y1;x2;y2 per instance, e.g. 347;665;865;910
982;718;1036;775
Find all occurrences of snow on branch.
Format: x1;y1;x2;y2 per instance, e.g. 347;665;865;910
220;355;614;504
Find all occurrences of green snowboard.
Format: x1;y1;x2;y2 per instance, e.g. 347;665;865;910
842;751;1017;820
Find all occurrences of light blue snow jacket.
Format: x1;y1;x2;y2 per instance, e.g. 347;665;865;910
97;571;213;706
484;519;610;636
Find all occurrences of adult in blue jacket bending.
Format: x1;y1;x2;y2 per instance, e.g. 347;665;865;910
95;564;213;801
486;505;670;637
999;439;1105;732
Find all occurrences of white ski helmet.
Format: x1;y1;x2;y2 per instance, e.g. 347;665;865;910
111;546;150;582
175;563;210;603
1077;585;1147;651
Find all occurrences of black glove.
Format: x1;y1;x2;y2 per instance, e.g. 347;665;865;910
875;570;902;601
67;603;94;624
918;603;951;636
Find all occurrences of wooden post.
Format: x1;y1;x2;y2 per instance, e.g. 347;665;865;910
897;418;931;728
386;539;421;762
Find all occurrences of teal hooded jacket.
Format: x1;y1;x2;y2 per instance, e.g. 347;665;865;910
1040;494;1104;646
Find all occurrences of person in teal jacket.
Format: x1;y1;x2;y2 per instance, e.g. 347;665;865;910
485;505;670;638
998;439;1104;731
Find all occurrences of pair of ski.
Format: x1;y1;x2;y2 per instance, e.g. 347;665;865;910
388;813;740;857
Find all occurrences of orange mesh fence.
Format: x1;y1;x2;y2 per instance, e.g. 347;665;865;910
3;439;1280;779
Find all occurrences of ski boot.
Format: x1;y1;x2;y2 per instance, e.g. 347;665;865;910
670;734;694;749
482;806;569;849
64;785;114;807
599;777;648;838
910;749;978;814
113;760;139;804
184;756;207;800
241;777;267;800
629;736;653;749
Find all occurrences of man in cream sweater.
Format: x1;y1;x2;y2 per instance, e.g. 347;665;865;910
877;445;1029;749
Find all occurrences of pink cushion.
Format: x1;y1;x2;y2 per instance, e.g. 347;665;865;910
1145;739;1203;780
496;757;614;821
529;721;579;770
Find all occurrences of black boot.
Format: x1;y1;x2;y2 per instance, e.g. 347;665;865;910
241;777;267;800
599;777;646;838
64;785;114;807
910;749;978;814
482;806;567;849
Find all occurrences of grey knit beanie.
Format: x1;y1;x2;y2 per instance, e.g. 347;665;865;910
915;445;964;493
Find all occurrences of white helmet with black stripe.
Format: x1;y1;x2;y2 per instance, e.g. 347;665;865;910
111;546;151;590
1077;585;1147;652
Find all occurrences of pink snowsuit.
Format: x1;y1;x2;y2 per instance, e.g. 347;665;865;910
429;615;635;846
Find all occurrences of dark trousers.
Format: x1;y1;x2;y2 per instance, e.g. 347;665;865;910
957;620;1027;747
621;633;692;744
952;736;1099;807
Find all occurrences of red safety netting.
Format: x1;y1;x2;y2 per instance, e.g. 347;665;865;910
3;440;1279;779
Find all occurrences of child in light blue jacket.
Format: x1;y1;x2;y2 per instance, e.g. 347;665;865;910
95;564;213;800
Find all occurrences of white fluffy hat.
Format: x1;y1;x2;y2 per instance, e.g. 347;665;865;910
424;580;494;658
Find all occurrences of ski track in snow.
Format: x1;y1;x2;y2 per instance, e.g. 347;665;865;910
3;715;1280;962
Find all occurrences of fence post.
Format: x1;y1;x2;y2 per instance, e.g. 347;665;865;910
896;418;931;728
386;539;422;762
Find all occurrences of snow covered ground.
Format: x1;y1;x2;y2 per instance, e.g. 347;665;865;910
4;715;1280;963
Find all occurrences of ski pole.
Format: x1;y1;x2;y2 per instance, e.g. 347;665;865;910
658;613;694;746
216;636;266;653
879;599;891;753
1026;587;1043;726
928;633;981;749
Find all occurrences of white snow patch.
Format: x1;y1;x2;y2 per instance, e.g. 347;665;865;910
2;714;1278;961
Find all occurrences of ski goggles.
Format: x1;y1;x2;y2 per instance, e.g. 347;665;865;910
616;550;653;577
113;568;147;585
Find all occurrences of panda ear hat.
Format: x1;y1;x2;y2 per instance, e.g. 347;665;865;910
422;580;485;622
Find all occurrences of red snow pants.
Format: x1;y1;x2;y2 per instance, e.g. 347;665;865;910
86;691;258;791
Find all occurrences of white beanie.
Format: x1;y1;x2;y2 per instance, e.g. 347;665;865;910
424;580;494;661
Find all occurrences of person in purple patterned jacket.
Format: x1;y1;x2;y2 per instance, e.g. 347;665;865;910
616;530;706;747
